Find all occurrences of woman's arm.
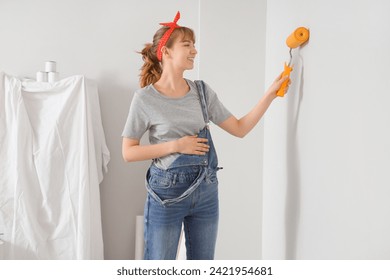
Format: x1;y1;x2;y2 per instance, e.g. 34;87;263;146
122;135;210;162
218;74;289;138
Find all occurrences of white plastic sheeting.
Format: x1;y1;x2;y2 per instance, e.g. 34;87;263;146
0;72;110;259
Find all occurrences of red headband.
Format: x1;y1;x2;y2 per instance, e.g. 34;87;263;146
157;11;181;61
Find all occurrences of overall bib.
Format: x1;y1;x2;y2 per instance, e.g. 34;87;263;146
143;80;220;260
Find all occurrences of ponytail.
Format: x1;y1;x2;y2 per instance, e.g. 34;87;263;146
139;43;162;88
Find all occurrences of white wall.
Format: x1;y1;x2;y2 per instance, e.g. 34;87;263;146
199;0;266;260
262;0;390;259
0;0;267;259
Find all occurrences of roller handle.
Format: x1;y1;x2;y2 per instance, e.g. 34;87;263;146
276;63;293;97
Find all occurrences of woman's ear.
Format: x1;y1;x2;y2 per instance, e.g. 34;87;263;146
161;46;170;59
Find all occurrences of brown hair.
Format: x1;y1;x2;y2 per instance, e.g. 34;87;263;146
139;26;195;88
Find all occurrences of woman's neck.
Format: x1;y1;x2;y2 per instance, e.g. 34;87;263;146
154;73;189;98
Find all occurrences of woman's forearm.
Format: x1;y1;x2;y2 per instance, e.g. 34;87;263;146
219;92;275;138
123;141;176;162
122;135;209;162
236;93;275;137
219;74;288;138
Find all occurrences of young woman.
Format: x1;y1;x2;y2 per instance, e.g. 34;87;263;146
122;11;289;260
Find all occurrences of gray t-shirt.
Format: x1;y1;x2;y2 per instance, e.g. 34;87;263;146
122;79;232;169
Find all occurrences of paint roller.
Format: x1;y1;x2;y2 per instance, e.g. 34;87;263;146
276;27;310;97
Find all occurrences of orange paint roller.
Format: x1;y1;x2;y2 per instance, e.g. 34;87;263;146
276;27;310;97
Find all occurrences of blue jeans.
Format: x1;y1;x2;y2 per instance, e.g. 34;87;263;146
143;81;220;260
143;164;219;260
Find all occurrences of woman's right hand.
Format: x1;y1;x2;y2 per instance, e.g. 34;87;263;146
265;73;290;99
174;135;210;155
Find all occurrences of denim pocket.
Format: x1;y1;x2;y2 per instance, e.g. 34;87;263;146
148;174;172;189
207;172;218;184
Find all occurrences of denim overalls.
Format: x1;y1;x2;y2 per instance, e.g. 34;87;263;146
143;80;220;260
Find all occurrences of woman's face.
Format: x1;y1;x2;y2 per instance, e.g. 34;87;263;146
165;37;197;71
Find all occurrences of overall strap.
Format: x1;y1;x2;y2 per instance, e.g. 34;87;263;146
194;80;209;124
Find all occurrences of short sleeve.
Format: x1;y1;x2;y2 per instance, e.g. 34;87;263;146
121;92;150;140
204;82;232;125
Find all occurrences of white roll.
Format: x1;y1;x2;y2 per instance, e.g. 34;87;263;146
48;72;59;83
135;215;144;260
0;225;5;245
45;61;56;72
176;226;186;259
36;71;48;82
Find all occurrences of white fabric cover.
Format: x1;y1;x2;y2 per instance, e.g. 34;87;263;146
0;72;110;259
